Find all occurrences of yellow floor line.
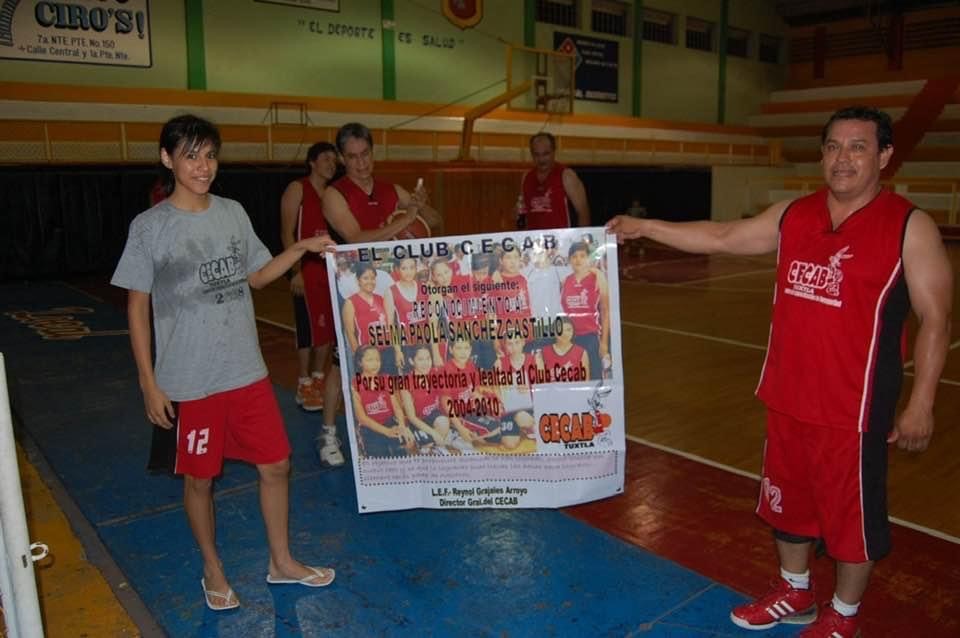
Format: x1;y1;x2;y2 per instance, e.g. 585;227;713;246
17;444;140;637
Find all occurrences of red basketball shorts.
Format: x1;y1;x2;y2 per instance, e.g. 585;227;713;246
756;409;891;562
173;377;291;479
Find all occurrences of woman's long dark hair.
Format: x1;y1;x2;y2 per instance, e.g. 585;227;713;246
156;114;222;198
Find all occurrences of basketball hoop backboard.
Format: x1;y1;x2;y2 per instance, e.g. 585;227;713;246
505;44;575;115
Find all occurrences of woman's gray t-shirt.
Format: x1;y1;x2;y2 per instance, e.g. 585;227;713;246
111;195;273;401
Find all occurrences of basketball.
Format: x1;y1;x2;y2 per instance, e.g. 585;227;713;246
387;210;432;239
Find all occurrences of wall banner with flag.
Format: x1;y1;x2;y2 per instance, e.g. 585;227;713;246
327;228;625;513
553;31;619;102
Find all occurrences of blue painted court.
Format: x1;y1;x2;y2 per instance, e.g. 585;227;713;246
1;282;803;636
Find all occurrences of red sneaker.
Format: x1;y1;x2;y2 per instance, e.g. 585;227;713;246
799;605;861;637
730;578;817;630
295;379;323;411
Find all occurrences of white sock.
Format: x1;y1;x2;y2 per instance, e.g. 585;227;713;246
322;424;337;436
298;376;311;386
831;594;860;617
311;371;325;380
780;567;810;590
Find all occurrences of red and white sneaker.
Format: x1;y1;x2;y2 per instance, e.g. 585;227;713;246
799;605;861;637
730;578;817;630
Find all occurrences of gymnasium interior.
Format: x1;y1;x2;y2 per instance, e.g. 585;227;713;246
1;1;958;636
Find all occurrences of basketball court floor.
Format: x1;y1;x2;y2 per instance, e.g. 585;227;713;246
3;240;958;637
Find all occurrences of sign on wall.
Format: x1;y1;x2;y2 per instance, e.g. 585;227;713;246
442;0;482;30
327;228;625;513
0;0;152;67
254;0;339;11
554;31;619;102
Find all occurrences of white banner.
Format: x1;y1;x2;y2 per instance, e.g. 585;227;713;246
327;228;625;513
0;0;152;67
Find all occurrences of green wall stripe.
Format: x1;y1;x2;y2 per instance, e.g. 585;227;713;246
717;0;729;124
524;0;535;47
185;0;206;90
381;0;396;100
632;0;643;117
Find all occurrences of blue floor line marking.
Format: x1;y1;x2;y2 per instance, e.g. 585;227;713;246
2;282;804;637
642;582;720;631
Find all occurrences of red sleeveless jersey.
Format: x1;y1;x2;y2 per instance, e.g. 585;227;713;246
462;274;489;320
756;188;914;432
332;176;399;230
442;358;477;403
406;381;440;419
389;281;429;330
498;353;535;378
522;164;571;230
298;178;329;270
561;271;601;335
494;273;531;319
349;292;387;347
297;178;329;240
295;178;334;342
355;381;393;425
442;274;473;321
542;343;587;379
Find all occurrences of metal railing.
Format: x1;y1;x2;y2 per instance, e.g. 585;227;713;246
0;119;771;168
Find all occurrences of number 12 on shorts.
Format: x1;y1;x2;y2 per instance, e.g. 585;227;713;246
186;428;210;455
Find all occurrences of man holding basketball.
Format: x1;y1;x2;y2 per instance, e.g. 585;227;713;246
323;122;442;243
321;122;442;456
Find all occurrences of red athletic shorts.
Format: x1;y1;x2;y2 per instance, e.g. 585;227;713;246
756;409;891;562
301;261;335;347
173;377;291;478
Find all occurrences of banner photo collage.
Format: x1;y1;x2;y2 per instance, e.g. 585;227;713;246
326;228;625;513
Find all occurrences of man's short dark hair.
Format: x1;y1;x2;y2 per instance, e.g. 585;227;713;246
529;132;557;151
305;141;337;173
821;106;894;151
336;122;374;154
306;141;336;163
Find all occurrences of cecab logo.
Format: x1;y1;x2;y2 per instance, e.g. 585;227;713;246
537;382;613;449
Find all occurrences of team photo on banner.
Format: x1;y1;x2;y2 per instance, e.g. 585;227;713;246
327;228;625;513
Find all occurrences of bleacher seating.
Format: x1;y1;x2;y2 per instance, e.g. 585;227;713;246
746;79;960;230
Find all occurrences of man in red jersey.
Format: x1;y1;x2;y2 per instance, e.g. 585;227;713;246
322;122;441;243
321;123;441;461
518;132;591;230
608;106;953;638
280;142;338;412
280;142;346;466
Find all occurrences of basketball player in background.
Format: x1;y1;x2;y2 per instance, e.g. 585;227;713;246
518;132;590;230
279;142;345;466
